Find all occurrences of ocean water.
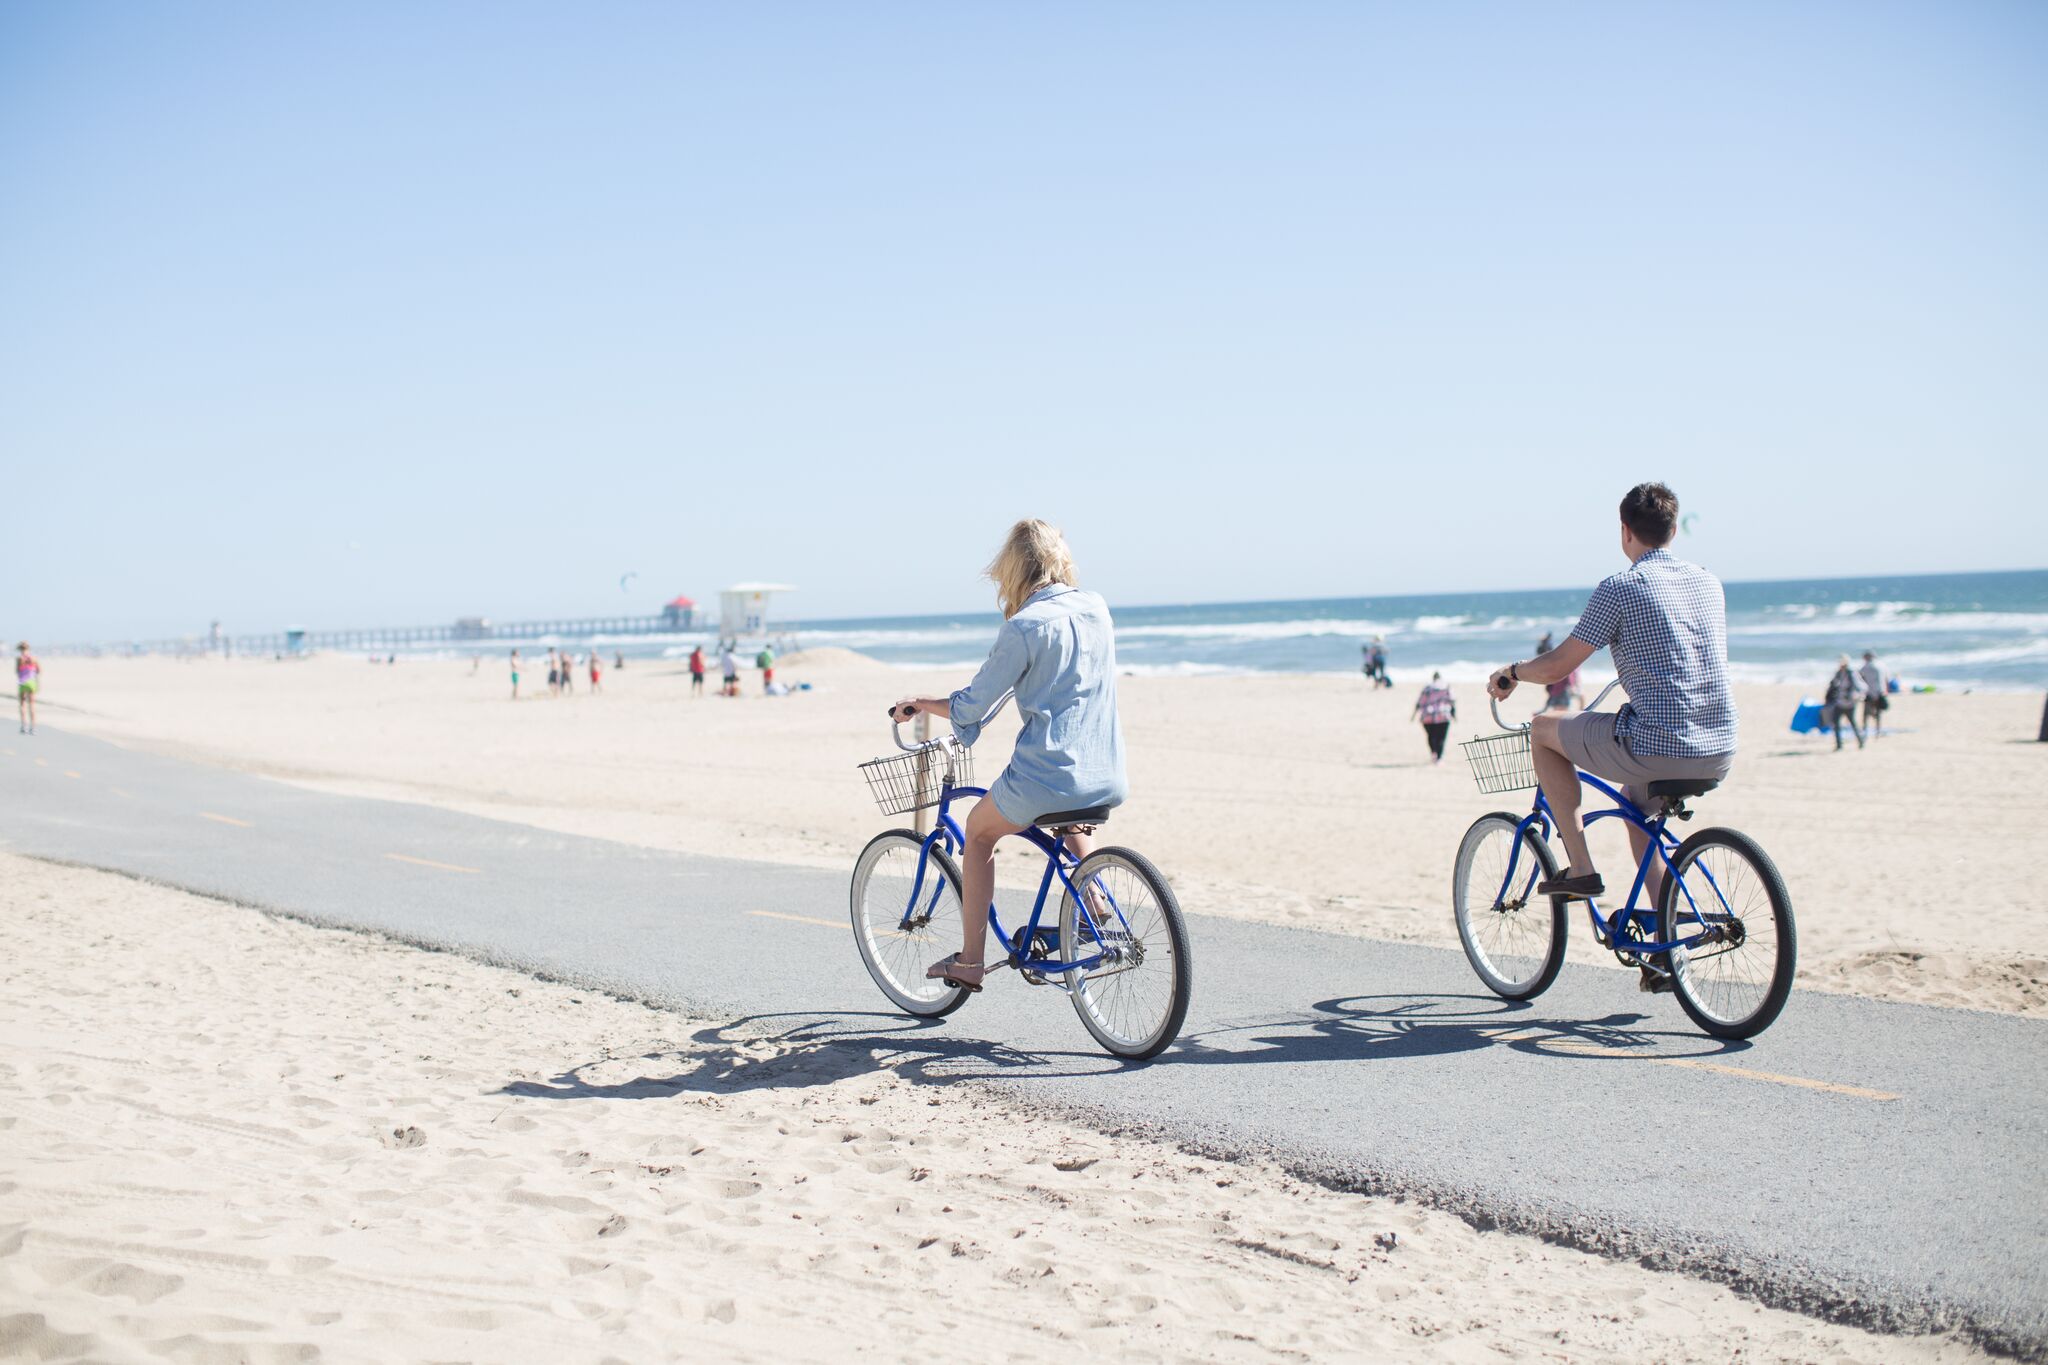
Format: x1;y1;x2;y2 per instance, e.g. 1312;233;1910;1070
769;569;2048;693
409;569;2045;693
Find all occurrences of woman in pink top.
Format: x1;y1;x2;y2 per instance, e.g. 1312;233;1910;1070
1412;672;1456;764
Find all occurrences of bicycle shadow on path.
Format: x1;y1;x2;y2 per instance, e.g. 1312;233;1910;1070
496;993;1751;1105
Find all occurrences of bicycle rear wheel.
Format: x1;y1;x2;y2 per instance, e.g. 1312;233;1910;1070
850;829;970;1018
1059;848;1191;1061
1452;812;1569;1000
1660;826;1796;1039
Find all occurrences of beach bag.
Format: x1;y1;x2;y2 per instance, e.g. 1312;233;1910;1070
1790;699;1826;734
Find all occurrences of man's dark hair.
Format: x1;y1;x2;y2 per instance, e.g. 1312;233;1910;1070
1619;482;1679;547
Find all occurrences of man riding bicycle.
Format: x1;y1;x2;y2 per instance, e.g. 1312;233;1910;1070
1487;482;1738;987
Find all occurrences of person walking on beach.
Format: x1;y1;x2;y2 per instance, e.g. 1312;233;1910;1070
509;649;521;701
719;643;739;697
1362;637;1392;689
1487;483;1737;992
757;644;775;693
16;642;40;734
889;519;1126;993
1859;650;1889;738
546;650;560;697
559;650;574;695
588;650;603;694
689;645;706;696
1412;672;1456;764
1823;655;1866;750
1544;667;1583;712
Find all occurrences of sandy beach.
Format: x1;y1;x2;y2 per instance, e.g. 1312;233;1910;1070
0;852;1990;1362
35;651;2048;1017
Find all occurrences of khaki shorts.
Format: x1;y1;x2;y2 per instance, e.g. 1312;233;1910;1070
1556;711;1733;809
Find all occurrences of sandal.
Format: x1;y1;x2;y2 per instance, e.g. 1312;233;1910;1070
926;953;985;993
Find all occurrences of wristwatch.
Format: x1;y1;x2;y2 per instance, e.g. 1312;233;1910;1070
1508;662;1521;683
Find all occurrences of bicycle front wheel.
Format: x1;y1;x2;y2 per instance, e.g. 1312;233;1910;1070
1660;826;1796;1039
1452;812;1569;1000
850;829;971;1018
1059;848;1192;1061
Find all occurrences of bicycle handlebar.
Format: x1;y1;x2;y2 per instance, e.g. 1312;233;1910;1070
889;690;1014;752
1487;675;1626;733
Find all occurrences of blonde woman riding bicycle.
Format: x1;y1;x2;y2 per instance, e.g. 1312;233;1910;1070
891;519;1127;992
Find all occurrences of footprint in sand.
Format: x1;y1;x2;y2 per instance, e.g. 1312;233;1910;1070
381;1125;427;1149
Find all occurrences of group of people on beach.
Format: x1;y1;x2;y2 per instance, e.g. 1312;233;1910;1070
1822;650;1891;750
685;642;778;697
509;648;609;700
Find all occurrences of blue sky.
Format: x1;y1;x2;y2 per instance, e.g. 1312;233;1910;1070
3;2;2043;641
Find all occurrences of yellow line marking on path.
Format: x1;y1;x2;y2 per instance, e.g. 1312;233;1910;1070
111;788;133;799
384;852;482;875
1658;1057;1900;1101
1541;1041;1899;1101
747;910;847;930
64;771;81;779
199;812;251;827
34;758;47;767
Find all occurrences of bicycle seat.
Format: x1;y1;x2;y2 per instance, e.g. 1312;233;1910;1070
1034;805;1113;828
1646;778;1720;800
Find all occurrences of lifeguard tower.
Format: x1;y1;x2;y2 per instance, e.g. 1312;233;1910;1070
718;583;795;642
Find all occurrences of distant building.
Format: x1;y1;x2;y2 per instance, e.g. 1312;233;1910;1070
662;596;697;629
719;583;795;640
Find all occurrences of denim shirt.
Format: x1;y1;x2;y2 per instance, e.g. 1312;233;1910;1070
949;584;1128;824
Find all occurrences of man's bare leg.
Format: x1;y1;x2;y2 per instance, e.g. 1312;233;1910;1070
1530;715;1595;879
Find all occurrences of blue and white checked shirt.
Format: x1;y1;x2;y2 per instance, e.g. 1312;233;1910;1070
1568;549;1738;758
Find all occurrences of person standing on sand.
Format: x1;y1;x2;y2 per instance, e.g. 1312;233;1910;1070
509;649;521;701
1823;655;1865;751
560;650;574;695
546;650;560;697
1859;650;1889;738
1412;672;1456;764
720;642;739;697
689;645;706;696
588;651;602;694
17;642;41;735
1487;482;1737;994
757;644;775;693
891;519;1126;993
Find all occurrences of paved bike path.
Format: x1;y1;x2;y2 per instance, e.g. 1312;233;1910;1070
3;729;2043;1353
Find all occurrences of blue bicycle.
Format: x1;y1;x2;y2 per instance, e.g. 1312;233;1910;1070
1451;683;1796;1039
850;704;1192;1060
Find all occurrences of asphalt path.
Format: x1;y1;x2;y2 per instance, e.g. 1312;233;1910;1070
4;728;2044;1354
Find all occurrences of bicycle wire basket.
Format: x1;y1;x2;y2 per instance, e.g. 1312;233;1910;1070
859;736;974;816
1462;728;1537;794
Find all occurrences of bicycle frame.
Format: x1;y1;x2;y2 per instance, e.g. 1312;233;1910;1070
1497;774;1740;960
892;778;1126;979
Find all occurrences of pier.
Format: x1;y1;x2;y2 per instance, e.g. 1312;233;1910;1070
56;609;705;658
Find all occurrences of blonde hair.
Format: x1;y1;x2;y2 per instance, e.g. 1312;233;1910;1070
986;519;1078;619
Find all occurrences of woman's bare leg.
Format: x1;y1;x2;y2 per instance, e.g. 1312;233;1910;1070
956;796;1026;976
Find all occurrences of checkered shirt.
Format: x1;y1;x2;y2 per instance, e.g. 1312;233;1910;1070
1568;549;1738;758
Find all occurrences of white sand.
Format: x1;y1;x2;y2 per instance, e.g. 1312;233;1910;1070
0;855;1989;1361
38;652;2048;1016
